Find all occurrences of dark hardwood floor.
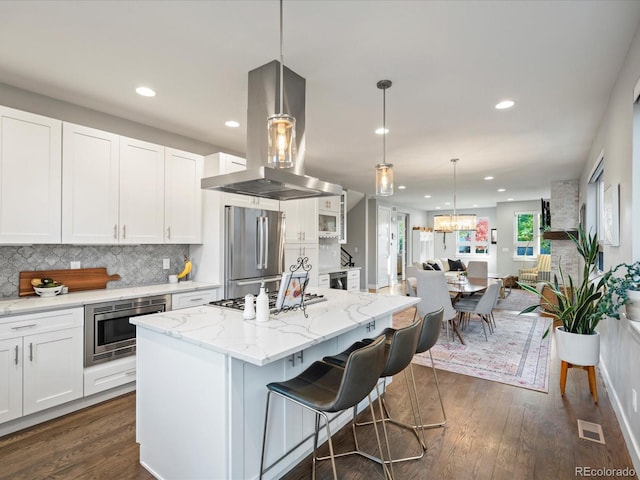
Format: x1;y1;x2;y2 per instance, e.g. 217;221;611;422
0;306;636;480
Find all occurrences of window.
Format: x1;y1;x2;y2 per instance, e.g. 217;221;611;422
588;154;604;271
456;217;489;256
514;212;550;258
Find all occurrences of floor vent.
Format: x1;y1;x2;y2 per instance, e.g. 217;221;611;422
577;419;605;444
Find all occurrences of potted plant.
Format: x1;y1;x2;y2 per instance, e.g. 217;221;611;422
519;225;609;366
599;261;640;321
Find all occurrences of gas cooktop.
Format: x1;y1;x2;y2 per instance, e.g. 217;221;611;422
209;291;326;313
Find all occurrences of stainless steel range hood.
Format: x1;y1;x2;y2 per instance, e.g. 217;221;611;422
201;60;342;200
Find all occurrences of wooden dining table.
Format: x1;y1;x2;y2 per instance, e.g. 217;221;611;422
446;276;490;344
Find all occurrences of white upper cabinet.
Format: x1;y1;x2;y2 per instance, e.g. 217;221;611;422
281;198;318;244
119;137;165;244
165;148;203;244
63;123;201;244
318;196;340;214
0;106;62;244
62;123;119;244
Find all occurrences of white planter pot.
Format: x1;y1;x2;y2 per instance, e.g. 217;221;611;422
555;326;600;366
625;290;640;322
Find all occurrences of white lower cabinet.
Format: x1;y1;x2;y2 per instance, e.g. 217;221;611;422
171;289;219;310
347;269;361;291
84;356;136;397
0;308;83;425
318;274;330;289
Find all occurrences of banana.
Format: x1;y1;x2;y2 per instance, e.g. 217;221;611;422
177;256;192;279
31;278;42;287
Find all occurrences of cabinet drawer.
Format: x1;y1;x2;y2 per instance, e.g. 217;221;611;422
172;289;219;310
0;308;83;340
347;270;360;280
318;274;330;288
84;356;136;396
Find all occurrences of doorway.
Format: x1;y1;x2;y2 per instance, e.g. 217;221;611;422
396;213;408;282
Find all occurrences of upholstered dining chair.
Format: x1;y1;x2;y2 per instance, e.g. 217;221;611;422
414;270;457;341
466;260;488;278
453;282;501;340
519;254;551;287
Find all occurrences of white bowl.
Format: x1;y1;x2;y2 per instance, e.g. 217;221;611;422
34;285;64;297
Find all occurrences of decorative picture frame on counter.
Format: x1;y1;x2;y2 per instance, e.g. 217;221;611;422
273;256;312;317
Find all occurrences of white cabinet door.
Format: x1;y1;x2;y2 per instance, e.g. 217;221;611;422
319;196;340;214
164;148;203;244
347;270;360;291
0;106;61;244
62;123;120;244
0;337;22;424
318;274;330;288
119;137;165;244
22;326;83;415
282;198;318;243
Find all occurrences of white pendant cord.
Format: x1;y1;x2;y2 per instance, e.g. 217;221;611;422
279;0;284;115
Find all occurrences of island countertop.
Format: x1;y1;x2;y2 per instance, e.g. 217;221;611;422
131;288;418;367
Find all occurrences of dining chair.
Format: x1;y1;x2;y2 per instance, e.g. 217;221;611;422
453;282;501;340
414;270;457;341
466;260;488;278
456;279;502;330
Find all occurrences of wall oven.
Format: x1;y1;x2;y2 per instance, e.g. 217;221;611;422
84;294;171;367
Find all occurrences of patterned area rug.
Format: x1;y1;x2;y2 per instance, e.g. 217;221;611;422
495;287;540;312
394;308;552;392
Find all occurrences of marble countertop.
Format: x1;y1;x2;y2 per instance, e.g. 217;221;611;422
0;281;220;318
132;288;418;367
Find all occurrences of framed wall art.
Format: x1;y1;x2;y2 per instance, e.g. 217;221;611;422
603;183;620;246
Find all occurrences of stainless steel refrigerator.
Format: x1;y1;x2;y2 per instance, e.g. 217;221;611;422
224;205;284;299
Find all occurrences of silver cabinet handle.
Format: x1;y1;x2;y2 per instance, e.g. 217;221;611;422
122;225;127;239
167;226;171;240
288;353;296;367
114;224;118;239
29;342;33;362
189;297;203;302
125;369;136;376
11;324;37;330
14;345;18;365
297;350;304;364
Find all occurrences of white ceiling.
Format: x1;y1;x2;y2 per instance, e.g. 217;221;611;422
1;0;639;210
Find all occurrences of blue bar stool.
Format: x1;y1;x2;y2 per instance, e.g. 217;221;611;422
322;315;424;465
259;335;392;480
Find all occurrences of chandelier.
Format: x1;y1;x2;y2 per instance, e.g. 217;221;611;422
433;158;477;232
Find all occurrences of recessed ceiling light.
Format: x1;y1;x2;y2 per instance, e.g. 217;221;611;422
495;100;515;110
444;202;451;206
398;185;406;190
375;127;389;135
225;120;240;128
497;188;506;192
136;86;156;97
435;206;441;210
507;198;514;201
424;195;431;199
473;204;479;207
484;176;494;181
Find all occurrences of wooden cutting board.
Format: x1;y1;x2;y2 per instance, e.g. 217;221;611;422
19;267;121;297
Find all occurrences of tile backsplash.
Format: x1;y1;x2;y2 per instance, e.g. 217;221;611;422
0;244;189;298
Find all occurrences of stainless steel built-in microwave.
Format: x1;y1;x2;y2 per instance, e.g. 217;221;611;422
319;212;338;237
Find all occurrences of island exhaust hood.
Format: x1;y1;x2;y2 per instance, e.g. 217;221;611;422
201;61;343;200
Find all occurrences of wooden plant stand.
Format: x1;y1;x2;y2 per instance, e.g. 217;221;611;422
560;361;598;404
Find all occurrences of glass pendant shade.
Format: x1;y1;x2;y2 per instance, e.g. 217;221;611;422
376;162;394;196
267;113;296;168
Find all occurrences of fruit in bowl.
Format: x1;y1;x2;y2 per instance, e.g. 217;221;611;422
32;278;64;297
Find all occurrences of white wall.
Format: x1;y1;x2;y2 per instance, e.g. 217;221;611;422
579;21;640;472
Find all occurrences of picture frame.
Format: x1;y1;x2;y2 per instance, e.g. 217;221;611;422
275;271;309;309
491;228;497;244
603;183;620;246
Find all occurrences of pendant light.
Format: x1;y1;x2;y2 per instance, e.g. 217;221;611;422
375;80;393;196
267;0;296;169
434;158;476;232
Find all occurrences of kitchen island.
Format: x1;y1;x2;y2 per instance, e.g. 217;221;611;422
132;288;418;480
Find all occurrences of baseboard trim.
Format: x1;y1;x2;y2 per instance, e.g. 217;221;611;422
599;357;640;473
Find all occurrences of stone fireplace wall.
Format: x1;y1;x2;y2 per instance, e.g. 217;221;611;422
549;180;580;281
